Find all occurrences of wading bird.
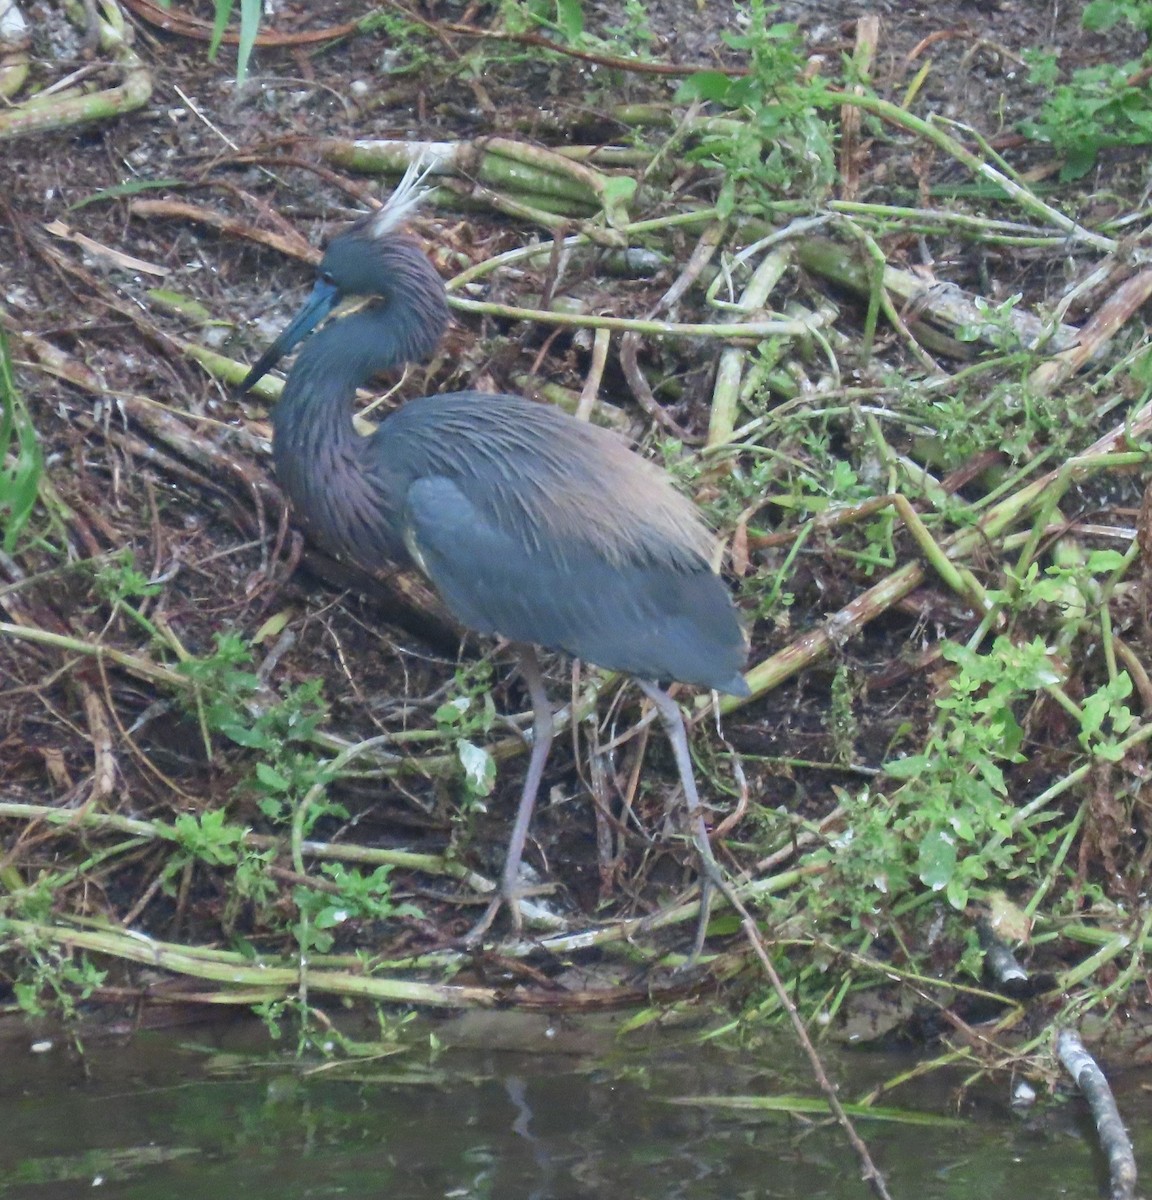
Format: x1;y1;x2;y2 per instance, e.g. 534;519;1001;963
238;166;749;940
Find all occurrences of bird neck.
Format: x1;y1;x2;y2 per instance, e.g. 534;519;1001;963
271;313;402;478
271;310;413;567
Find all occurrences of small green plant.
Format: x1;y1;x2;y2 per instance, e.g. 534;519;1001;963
177;631;264;735
605;0;655;55
292;863;422;954
677;0;836;205
161;810;277;922
3;915;107;1022
0;327;43;554
177;632;332;826
904;374;1092;472
170;808;248;867
92;551;163;609
1021;0;1152;178
955;294;1027;353
159;0;263;85
90;550;167;645
822;635;1061;919
500;0;585;42
808;532;1142;942
359;5;437;75
434;661;498;810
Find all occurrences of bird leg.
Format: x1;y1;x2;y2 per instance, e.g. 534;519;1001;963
465;644;554;943
636;681;721;958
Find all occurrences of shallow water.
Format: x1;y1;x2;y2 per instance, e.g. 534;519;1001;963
0;1012;1142;1199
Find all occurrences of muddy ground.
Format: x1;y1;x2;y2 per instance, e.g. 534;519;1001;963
0;0;1150;1034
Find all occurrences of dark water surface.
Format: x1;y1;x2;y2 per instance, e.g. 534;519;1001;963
0;1012;1142;1199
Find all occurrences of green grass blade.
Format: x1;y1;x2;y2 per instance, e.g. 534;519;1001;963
236;0;262;85
207;0;233;63
0;327;44;553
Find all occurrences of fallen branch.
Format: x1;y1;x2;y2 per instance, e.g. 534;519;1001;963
319;136;634;228
794;235;1080;356
1056;1029;1138;1200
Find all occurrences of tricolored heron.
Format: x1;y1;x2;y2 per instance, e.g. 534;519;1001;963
238;166;750;940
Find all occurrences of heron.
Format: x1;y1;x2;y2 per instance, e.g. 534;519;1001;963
238;166;750;941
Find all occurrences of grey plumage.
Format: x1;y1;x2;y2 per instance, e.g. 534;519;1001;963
239;168;749;938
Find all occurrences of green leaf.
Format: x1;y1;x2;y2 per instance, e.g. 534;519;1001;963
555;0;583;42
0;328;43;553
1083;0;1126;31
314;905;350;930
68;179;184;210
884;754;928;780
1085;549;1127;574
677;71;732;103
236;0;262;85
218;722;271;750
457;740;496;796
13;981;45;1017
207;0;233;62
945;875;970;911
1060;145;1099;181
255;761;291;792
435;697;469;727
917;830;956;892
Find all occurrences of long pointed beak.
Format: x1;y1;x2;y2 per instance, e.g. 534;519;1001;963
236;278;340;395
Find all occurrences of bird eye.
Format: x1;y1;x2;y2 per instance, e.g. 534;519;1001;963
320;270;335;286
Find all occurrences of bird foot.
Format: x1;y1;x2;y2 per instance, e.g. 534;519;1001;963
461;892;523;948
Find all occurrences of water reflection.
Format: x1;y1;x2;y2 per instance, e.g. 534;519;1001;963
0;1015;1137;1199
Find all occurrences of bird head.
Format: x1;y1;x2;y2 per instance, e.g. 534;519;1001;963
238;160;448;395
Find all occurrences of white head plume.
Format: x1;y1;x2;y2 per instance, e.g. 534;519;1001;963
368;158;437;238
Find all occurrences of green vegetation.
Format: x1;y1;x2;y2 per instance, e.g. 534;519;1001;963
1022;0;1152;177
0;329;42;554
848;635;1062;914
167;0;263;85
3;0;1152;1091
434;661;499;809
678;3;835;206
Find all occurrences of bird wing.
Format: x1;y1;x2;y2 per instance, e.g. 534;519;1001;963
403;474;747;693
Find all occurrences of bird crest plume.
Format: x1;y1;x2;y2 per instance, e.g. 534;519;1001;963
367;158;438;240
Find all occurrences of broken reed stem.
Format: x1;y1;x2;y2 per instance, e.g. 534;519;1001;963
448;296;826;341
0;798;489;889
826;201;1072;245
708;248;793;446
0;849;821;991
821;91;1117;254
0;621;188;687
321;138;593;205
1054;934;1135;992
3;917;499;1009
0;0;153;141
